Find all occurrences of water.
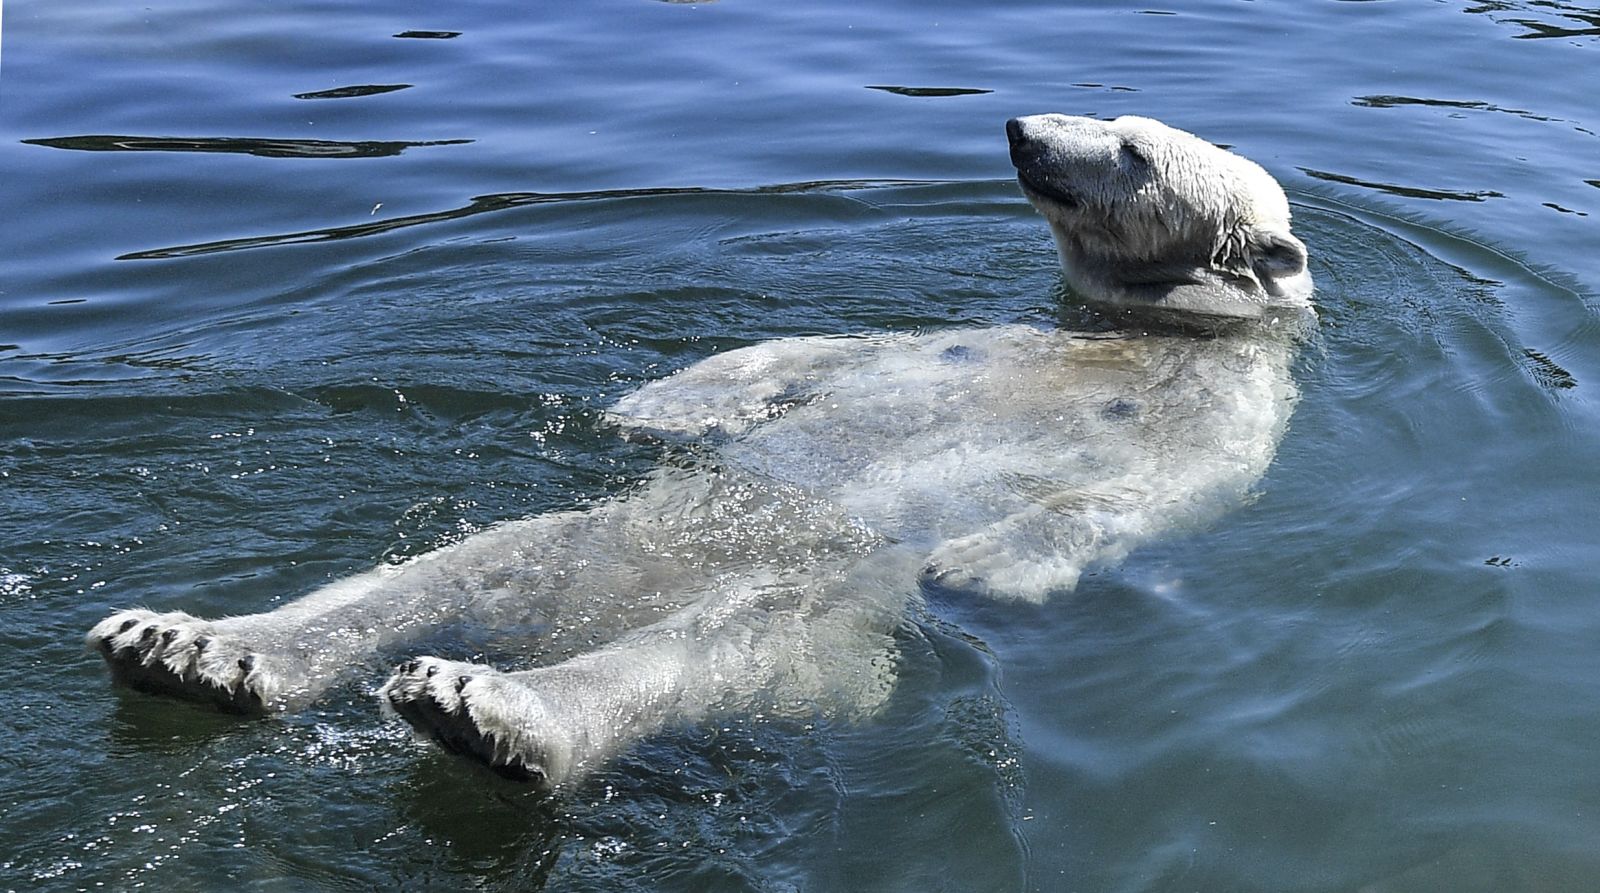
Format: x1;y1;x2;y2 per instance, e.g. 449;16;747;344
2;0;1598;889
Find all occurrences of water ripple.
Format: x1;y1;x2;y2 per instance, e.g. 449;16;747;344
114;180;947;261
1301;168;1506;203
291;84;413;100
864;85;993;97
22;134;471;160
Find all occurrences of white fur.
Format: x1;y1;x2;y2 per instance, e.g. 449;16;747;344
90;115;1312;787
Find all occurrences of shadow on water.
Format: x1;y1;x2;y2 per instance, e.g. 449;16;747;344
394;761;564;886
22;134;471;160
104;688;258;754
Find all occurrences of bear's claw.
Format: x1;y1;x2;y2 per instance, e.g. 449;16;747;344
86;609;271;713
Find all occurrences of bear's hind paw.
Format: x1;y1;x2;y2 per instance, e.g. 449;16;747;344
87;609;274;713
381;657;567;786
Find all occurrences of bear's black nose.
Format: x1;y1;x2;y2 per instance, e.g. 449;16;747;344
1005;117;1027;147
1006;117;1033;169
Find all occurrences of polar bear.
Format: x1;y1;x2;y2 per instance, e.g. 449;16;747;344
88;115;1313;786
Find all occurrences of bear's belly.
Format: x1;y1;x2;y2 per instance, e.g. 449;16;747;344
717;326;1296;550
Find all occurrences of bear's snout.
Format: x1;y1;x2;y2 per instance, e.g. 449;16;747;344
1008;115;1085;208
1005;116;1028;154
1005;116;1050;169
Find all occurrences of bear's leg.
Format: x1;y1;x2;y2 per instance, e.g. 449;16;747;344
381;620;723;786
382;561;909;786
86;565;422;712
85;506;641;712
86;467;829;714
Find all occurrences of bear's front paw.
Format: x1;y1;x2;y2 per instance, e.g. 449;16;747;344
920;534;1082;602
919;532;1013;597
87;609;277;713
381;657;569;785
919;558;989;597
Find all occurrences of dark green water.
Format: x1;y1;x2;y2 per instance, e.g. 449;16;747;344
3;1;1599;890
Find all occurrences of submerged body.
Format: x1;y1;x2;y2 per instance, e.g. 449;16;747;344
616;324;1300;599
90;114;1314;785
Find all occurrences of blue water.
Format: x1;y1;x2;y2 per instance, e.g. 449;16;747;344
3;0;1599;889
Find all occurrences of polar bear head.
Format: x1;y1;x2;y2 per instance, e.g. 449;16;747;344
1007;114;1312;320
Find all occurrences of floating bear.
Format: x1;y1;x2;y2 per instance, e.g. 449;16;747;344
89;114;1313;786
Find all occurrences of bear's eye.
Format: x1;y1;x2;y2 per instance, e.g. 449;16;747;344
1121;142;1149;168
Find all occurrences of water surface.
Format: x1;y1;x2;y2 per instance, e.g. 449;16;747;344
3;0;1599;890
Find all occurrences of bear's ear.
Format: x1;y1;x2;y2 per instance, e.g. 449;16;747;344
1250;229;1307;281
